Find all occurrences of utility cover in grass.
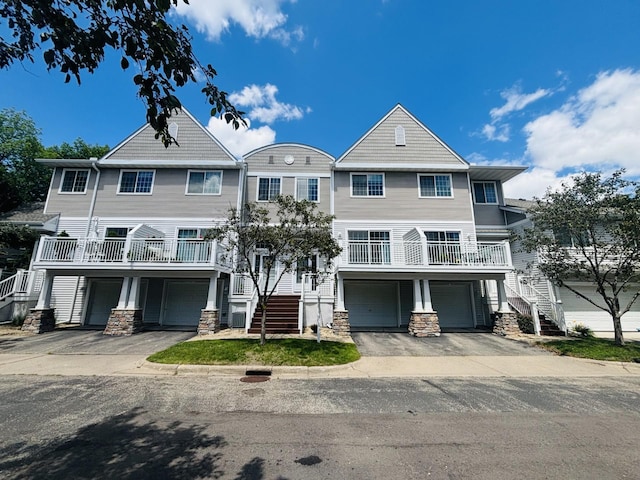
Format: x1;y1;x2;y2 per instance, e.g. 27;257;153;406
147;339;361;366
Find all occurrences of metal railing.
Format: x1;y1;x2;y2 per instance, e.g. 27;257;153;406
342;240;511;268
0;270;43;302
517;277;567;332
36;237;231;267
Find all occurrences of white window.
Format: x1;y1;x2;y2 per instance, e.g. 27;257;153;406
418;174;452;197
296;177;319;202
348;230;391;264
186;170;222;195
118;170;155;194
351;173;384;197
257;177;281;201
473;182;498;204
59;169;90;193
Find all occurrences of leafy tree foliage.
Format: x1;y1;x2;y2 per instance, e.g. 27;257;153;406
520;170;640;346
41;138;110;160
0;0;243;145
0;224;39;271
209;196;342;345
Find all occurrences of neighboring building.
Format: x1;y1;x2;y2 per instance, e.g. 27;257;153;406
504;199;640;333
19;105;531;336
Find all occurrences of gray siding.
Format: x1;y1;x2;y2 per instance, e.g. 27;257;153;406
108;110;235;162
340;108;466;166
45;168;95;216
473;205;506;226
246;176;331;214
334;171;473;221
244;144;333;173
92;168;240;218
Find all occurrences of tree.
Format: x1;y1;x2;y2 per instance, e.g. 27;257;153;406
41;138;110;160
520;170;640;346
0;224;39;271
0;108;47;212
0;0;244;145
209;196;342;346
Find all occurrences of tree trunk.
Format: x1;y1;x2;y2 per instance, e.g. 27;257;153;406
260;302;267;346
612;314;625;346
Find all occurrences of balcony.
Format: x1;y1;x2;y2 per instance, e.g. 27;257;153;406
340;240;512;272
33;236;232;271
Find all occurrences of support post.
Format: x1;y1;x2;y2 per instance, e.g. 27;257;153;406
22;270;56;333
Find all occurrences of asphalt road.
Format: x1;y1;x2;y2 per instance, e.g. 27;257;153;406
1;375;639;479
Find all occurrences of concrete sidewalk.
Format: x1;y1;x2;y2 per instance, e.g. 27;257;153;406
1;351;639;378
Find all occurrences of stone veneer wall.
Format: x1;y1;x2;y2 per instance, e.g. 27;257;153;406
103;309;143;336
408;311;441;337
332;310;351;337
198;309;220;335
492;311;520;336
21;308;56;334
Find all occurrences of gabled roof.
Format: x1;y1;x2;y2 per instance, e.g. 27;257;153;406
244;142;335;161
335;104;469;169
0;202;59;232
101;108;239;167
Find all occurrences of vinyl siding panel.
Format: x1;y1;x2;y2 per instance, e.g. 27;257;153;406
246;176;330;214
245;144;333;173
57;217;91;237
107;110;235;162
473;205;506;226
340;108;465;166
92;168;240;218
90;217;220;238
334;220;477;244
50;276;80;323
45;168;94;216
334;171;473;221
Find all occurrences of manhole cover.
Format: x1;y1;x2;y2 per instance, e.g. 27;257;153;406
240;375;270;383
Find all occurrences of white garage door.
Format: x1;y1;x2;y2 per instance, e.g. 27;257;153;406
345;281;398;329
559;284;640;331
85;279;122;326
430;282;474;328
162;280;208;326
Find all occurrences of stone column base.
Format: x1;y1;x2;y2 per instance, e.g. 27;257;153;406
21;308;56;334
492;311;520;336
198;309;220;335
408;311;441;337
103;309;143;336
332;310;351;337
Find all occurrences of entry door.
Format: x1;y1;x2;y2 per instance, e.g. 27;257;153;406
295;255;318;292
255;254;278;292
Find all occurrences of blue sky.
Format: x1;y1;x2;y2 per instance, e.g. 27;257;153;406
2;0;640;198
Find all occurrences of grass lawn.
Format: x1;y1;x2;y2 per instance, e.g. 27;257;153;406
147;338;361;367
538;337;640;362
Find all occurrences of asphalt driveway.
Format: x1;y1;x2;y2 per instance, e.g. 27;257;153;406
351;331;551;356
0;328;193;355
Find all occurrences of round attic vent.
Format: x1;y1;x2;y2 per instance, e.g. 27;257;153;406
284;155;295;165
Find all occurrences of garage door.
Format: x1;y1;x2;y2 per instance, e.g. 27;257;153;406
430;282;474;328
162;280;208;326
345;281;398;329
85;279;122;326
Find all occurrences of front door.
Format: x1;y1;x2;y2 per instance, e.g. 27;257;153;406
255;254;279;293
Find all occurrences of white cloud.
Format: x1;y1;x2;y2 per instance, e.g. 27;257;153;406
481;123;510;142
501;167;572;200
490;86;552;121
207;116;275;158
172;0;302;46
524;69;640;176
230;83;307;124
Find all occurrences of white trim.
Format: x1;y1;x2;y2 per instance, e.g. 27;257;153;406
117;169;156;195
417;173;454;199
295;177;320;203
472;181;499;205
333;163;468;171
243;142;336;161
184;170;223;196
350;172;386;198
58;168;91;194
43;167;57;214
256;176;282;202
334;219;476;225
98;159;241;169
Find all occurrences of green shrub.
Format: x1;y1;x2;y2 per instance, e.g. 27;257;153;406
516;313;535;334
570;322;594;338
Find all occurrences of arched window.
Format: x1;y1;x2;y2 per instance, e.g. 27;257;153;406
395;125;406;146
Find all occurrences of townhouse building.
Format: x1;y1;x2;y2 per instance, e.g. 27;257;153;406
13;104;531;337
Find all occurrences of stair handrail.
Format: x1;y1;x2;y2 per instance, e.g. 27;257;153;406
244;273;262;333
0;272;18;301
518;277;567;333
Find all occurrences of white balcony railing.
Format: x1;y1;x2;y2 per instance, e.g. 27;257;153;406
35;237;232;268
342;240;511;269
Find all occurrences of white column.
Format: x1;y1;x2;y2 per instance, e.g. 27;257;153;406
497;277;511;312
35;270;54;309
422;279;434;312
335;273;345;310
117;277;131;309
413;279;423;312
205;272;220;310
126;276;141;309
